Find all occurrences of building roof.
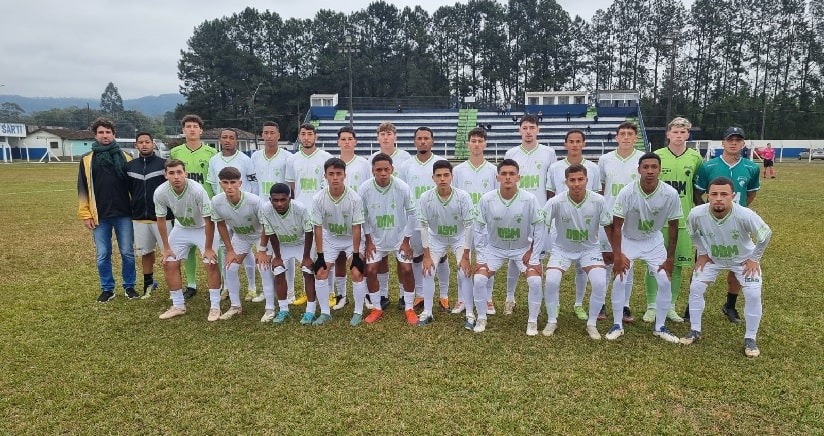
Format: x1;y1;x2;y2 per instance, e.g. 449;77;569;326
29;128;95;140
201;128;256;140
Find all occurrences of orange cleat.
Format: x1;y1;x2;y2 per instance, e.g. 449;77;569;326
405;309;418;325
364;309;384;323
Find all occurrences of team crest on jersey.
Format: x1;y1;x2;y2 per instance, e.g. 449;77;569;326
661;168;672;175
390;201;396;209
684;168;692;178
514;214;523;224
651;208;660;216
453;214;459;221
482;180;489;188
562;216;572;224
730;230;740;240
737;177;747;187
585;216;592;225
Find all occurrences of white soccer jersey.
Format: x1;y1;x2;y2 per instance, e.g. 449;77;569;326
343;155;372;193
476;189;543;251
546;158;601;195
211;191;264;237
206;151;258;196
598;149;642;208
258;199;313;247
251;147;291;196
369;148;412;174
417;187;474;246
453;160;499;207
687;203;772;268
613;180;682;242
358;177;415;250
504;144;557;204
285;147;333;207
544;191;610;253
311;187;365;238
154;179;212;228
397;154;447;203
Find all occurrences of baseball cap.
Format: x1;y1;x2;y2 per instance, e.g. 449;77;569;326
723;127;745;139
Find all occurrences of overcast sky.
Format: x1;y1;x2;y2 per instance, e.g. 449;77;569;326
3;0;632;99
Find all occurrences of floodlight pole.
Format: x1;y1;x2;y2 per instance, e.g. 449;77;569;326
339;34;359;127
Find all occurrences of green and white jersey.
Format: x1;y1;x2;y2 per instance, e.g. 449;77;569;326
397;153;447;204
547;158;601;195
543;191;610;253
695;156;760;206
206;151;258;196
285;147;333;207
687;203;772;267
369;148;412;175
417;187;474;246
170;143;217;196
453;159;498;208
613;180;682;242
656;147;703;228
210;191;263;237
598;149;642;210
251;147;291;197
476;189;543;251
258;199;312;247
153;179;212;228
311;187;365;238
358;177;415;250
343;155;372;193
504;143;557;204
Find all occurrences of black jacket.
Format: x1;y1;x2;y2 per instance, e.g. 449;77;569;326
126;154;168;221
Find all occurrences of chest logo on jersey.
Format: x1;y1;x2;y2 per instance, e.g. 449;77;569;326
638;220;655;232
566;229;589;241
497;227;520;240
300;178;318;191
519;175;539;190
376;215;395;229
711;244;739;258
437;224;457;236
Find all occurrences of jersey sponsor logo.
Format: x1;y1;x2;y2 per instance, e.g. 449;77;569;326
469;192;483;205
711;244;739;258
328;222;348;235
519;175;540;190
188;173;205;184
415;185;433;199
744;276;760;284
178;216;196;227
566;228;589;242
376;214;395;229
437;224;458;236
665;180;688;196
610;183;626;197
497;227;520;240
278;233;299;244
299;178;318;191
233;225;255;235
638;219;655;232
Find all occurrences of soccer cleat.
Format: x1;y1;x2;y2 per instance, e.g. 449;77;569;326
413;297;424;310
744;338;760;357
642;307;656;323
365;309;384;324
273;311;291;324
328;294;337;308
252;293;266;303
464;316;476;330
451;300;466;314
667;308;684;323
417;312;434;326
395;297;405;311
439;298;450;313
220;289;228;301
597;305;607;321
285;295;296;305
680;330;702;345
97;291;115;303
350;313;363;326
504;300;516;315
404;309;417;325
292;295;308;306
299;312;316;325
333;295;348;310
207;308;221;322
380;296;389;310
312;313;333;326
526;321;539;336
183;287;197;300
473;318;487;333
159;306;186;319
487;301;496;315
573;305;587;320
245;290;258;302
125;288;140;300
653;326;680;343
721;305;742;324
622;306;634;323
541;322;558;337
141;282;158;299
586;325;601;340
260;309;276;323
605;324;624;340
365;295;374;310
682;306;691;321
219;306;242;320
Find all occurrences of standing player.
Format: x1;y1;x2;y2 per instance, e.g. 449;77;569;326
606;153;682;343
472;159;545;333
169;114;216;299
126;131;167;298
757;143;776;178
542;164;611;339
358;153;417;325
310;158;367;326
694;127;760;323
154;159;221;320
681;177;772;357
417;160;474;327
452;127;498;315
503;114;557;314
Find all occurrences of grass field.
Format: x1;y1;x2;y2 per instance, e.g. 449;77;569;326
0;162;822;434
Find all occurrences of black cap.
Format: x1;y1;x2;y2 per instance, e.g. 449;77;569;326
723;127;745;139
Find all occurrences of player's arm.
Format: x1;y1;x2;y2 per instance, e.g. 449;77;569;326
420;223;435;276
659;219;679;278
610;215;628;278
255;229;272;269
203;217;217;263
746;191;757;206
301;229;314;272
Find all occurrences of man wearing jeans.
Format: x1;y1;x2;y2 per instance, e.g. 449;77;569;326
77;117;137;302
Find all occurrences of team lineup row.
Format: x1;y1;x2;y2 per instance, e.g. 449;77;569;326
79;114;770;358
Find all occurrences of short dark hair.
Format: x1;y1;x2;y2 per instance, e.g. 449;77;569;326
262;121;279;130
165;159;186;171
498;158;519;173
180;114;203;128
218;166;241;180
220;128;238;139
520;114;539;126
433;159;453;174
468;127;487;140
324;157;347;172
371;152;393;166
565;163;587;178
135;131;153;141
565;129;586;142
709;176;735;192
299;123;317;133
639;152;661;166
270;182;291;196
616;122;638;134
91;117;116;134
337;126;357;139
415;126;434;139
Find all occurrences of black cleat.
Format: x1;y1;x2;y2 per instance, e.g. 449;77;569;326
125;288;140;299
721;305;741;323
183;287;197;300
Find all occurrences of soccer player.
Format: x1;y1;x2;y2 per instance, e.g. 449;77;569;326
169;114;216;299
368;121;412;174
258;183;317;324
357;153;417;325
310;158;367;326
542;164;611;339
694;127;760;323
643;117;704;324
154;159;221;320
417;160;474;327
503;114;557;314
125;131;167;298
285;123;333;306
211;167;275;322
681;177;772;357
606;152;682;343
397;127;448;311
598;122;643;323
758;142;776;178
472;159;545;333
452;127;498;315
78;117;136;302
546;129;601;320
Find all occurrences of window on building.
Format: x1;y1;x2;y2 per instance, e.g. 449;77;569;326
558;96;570;104
50;141;59;149
528;97;539;105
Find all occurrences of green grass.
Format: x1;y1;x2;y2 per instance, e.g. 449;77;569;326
0;163;822;434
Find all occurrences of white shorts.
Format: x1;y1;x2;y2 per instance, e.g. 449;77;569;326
229;234;258;257
133;221;169;256
410;231;424;257
622;237;667;274
168;226;207;261
279;243;314;263
546;248;604;271
429;237;468;263
367;238;413;264
482;246;537;273
322;234;365;263
692;262;763;287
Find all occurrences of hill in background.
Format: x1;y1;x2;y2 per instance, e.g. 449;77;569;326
0;93;184;117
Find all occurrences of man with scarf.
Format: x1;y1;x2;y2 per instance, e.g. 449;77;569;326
78;117;137;302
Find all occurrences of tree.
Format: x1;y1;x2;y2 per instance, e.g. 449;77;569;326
100;82;124;118
0;102;25;123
